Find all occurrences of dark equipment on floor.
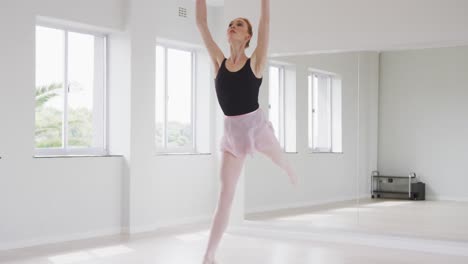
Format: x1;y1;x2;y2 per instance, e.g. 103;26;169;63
371;171;425;200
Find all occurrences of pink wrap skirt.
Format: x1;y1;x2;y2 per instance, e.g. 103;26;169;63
220;107;277;158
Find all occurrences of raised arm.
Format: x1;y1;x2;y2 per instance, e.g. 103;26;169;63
251;0;270;77
196;0;225;75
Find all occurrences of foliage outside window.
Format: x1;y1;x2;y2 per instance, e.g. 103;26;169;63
35;25;107;155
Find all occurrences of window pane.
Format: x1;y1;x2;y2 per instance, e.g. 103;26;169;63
313;74;332;150
278;68;285;147
67;32;93;147
308;75;313;148
67;31;105;149
269;66;280;140
331;78;343;152
313;75;319;148
155;45;165;148
167;48;193;149
35;26;64;148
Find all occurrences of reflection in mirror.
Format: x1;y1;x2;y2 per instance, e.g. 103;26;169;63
241;44;468;247
357;45;468;242
244;52;364;233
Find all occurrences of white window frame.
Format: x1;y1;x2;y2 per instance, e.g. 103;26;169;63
308;70;341;153
268;63;286;150
155;43;197;154
34;23;108;157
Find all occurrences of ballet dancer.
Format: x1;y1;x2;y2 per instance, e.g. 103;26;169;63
196;0;297;263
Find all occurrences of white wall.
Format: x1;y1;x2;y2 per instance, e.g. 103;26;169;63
125;0;224;233
378;46;468;201
245;51;380;213
224;0;468;55
108;31;132;231
0;0;232;250
0;0;125;250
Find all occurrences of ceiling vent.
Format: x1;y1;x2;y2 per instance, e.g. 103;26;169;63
178;7;187;18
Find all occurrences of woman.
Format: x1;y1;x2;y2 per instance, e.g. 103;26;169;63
196;0;297;263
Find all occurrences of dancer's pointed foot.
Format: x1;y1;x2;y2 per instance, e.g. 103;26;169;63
288;168;298;186
202;254;217;264
290;173;298;186
202;258;217;264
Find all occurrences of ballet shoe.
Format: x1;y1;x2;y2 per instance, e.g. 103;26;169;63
287;168;298;186
202;258;217;264
290;173;298;186
202;255;217;264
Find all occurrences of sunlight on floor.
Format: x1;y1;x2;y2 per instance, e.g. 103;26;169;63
274;213;333;221
175;231;208;242
90;245;134;257
331;207;373;213
48;245;134;264
48;252;93;264
269;244;343;264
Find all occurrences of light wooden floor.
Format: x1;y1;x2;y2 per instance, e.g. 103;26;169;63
2;199;468;264
1;227;468;264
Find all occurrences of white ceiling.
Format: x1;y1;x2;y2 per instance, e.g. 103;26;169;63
224;0;468;55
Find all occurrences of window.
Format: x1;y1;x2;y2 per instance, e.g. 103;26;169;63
35;25;107;156
308;71;342;153
268;65;285;148
155;45;196;153
268;63;296;153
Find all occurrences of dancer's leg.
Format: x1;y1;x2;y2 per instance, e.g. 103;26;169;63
256;124;298;185
203;151;246;263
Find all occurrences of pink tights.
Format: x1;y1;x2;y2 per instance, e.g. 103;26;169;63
202;138;297;263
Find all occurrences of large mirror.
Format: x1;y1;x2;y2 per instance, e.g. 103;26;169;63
242;44;468;245
221;0;468;257
356;45;468;242
243;51;362;234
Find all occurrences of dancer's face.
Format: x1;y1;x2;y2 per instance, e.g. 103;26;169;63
227;18;251;48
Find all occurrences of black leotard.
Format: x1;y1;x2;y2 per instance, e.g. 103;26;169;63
215;57;263;116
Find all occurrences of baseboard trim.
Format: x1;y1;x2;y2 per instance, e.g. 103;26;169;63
426;196;468;202
125;215;212;235
246;195;468;217
1;215;212;251
0;227;121;251
245;195;364;215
